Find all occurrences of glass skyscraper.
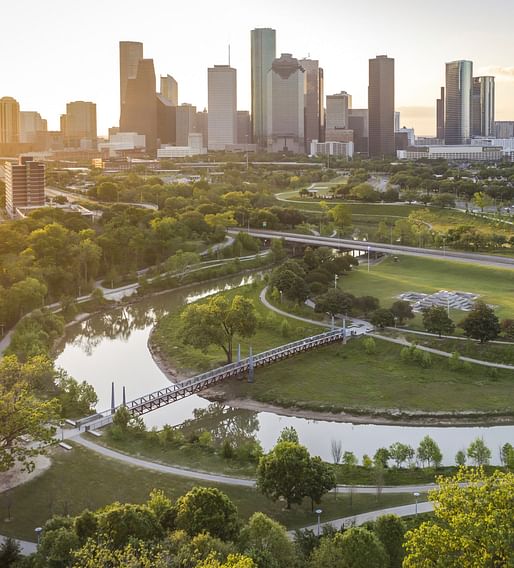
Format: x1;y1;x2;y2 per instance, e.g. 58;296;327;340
445;60;473;145
368;55;395;158
251;28;276;148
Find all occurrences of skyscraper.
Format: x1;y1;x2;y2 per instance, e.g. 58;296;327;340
207;65;237;150
4;156;45;217
160;75;178;106
445;60;473;145
20;111;47;144
267;53;305;154
62;101;97;148
436;87;445;140
368;55;395;158
176;104;197;146
156;95;176;145
348;109;369;154
119;41;144;112
237;111;251;144
120;58;157;151
299;58;324;149
326;92;352;129
0;96;20;144
251;28;276;148
472;76;495;137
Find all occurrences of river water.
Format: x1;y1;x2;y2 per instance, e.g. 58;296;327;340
55;274;514;465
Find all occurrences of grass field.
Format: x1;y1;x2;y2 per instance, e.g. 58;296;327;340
0;444;415;541
221;337;514;414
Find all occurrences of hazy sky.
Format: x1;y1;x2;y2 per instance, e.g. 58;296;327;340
2;0;514;136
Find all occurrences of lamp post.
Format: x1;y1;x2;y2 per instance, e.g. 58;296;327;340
413;492;420;516
367;246;371;273
334;274;339;289
315;508;323;536
279;290;283;304
35;527;42;546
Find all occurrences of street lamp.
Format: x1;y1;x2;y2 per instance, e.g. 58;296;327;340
334;274;339;289
413;492;420;516
315;508;323;536
367;246;371;273
35;527;43;546
279;290;283;304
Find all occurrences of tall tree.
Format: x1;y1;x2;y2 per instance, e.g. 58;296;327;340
422;306;455;338
390;300;414;325
416;435;442;468
461;301;500;343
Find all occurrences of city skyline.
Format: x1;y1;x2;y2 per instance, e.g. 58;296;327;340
2;0;514;136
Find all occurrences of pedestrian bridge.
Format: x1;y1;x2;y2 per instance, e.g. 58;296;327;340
76;328;347;431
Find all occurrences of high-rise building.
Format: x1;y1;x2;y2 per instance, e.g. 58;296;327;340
207;65;237;150
196;109;208;148
156;94;176;145
494;121;514;138
348;109;369;154
251;28;276;147
237;111;251;144
394;111;401;132
445;60;473;145
20;111;47;144
368;55;395;157
471;76;495;137
4;156;45;217
300;58;324;149
176;104;197;146
267;53;305;154
326;92;351;129
120;58;158;151
0;96;20;144
119;41;144;112
62;101;97;148
436;87;445;140
160;75;178;106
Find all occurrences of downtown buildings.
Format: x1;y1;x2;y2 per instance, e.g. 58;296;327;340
4;156;45;217
368;55;395;158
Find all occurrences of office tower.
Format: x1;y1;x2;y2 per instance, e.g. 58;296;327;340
119;41;144;111
494;121;514;138
120;58;157;151
196;109;208;147
208;65;237;150
394;111;401;132
326;92;352;129
436;87;445;140
472;76;495;137
4;156;45;217
348;109;369;154
156;94;176;145
368;55;395;157
176;103;197;146
20;111;47;144
445;60;473;145
267;53;305;154
160;75;178;106
237;111;251;144
62;101;97;148
0;96;20;144
300;58;324;149
251;28;276;147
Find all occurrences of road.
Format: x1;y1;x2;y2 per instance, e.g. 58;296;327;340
228;228;514;269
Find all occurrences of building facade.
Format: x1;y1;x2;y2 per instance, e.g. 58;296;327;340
4;156;45;217
436;86;445;140
119;41;144;114
237;111;251;144
0;96;20;144
267;53;305;154
326;92;351;130
20;111;47;144
300;58;324;150
445;60;473;145
251;28;276;148
62;101;97;148
207;65;237;151
472;76;495;138
494;121;514;138
160;75;178;106
348;109;369;154
368;55;395;157
176;104;197;146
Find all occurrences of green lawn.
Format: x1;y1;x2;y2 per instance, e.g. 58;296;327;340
0;444;416;541
339;256;514;321
221;338;514;414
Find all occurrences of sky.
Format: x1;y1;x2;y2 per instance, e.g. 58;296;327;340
2;0;514;137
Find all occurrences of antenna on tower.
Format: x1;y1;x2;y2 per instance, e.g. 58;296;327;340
228;44;231;66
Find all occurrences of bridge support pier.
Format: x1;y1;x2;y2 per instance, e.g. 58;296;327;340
122;386;126;406
237;343;241;363
248;346;254;383
110;382;115;414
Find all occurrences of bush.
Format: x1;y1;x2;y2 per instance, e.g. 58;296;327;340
222;439;235;459
363;337;376;355
448;351;462;371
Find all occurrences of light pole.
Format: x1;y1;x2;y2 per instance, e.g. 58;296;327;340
35;526;42;546
315;508;323;536
367;246;371;273
334;274;339;289
413;492;420;516
279;290;283;304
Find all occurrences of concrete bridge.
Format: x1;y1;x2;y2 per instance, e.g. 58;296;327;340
77;328;347;431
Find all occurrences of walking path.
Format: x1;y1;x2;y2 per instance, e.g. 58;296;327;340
0;535;37;556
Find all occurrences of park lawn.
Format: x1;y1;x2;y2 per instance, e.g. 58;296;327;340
221;337;514;414
0;444;416;541
152;282;320;373
339;256;514;321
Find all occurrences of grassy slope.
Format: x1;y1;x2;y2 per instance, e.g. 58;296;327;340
0;444;414;540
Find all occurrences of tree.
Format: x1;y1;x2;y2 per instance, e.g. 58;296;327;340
239;512;295;568
181;295;257;363
309;528;388;568
276;426;299;444
373;447;390;468
354;295;380;316
72;539;168;568
329;204;352;230
460;300;500;343
304;456;336;510
0;537;22;567
37;525;81;568
471;191;494;212
390;300;414;325
197;553;256;568
455;450;467;466
403;469;514;567
175;486;240;541
416;436;442;468
500;318;514;340
370;308;394;329
467;437;492;466
388;443;414;468
422;306;455;338
314;289;354;318
373;514;406;568
331;439;343;465
342;451;358;468
501;443;514;469
256;441;311;509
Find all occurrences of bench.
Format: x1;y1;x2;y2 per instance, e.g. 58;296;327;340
87;430;102;437
59;442;72;451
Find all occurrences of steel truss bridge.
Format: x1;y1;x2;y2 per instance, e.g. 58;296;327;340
77;328;346;431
